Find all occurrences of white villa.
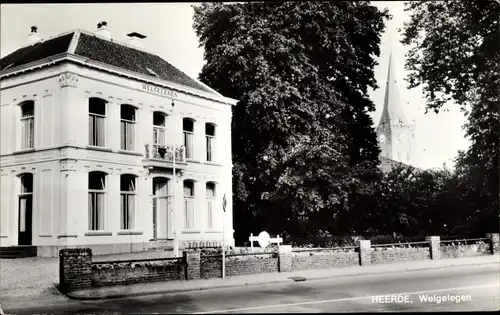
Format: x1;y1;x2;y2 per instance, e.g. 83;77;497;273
0;24;237;257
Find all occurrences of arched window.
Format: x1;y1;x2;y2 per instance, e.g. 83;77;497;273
89;98;107;147
183;180;195;229
121;105;136;151
183;118;195;160
205;123;216;162
20;101;35;149
88;171;106;231
153;112;167;157
206;182;216;229
20;173;33;194
120;174;136;230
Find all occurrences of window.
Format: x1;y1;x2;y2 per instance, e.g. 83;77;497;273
120;174;136;230
121;105;136;151
183;180;195;229
89;98;106;147
206;182;215;229
88;171;106;231
153;112;167;156
183;118;194;160
19;174;33;233
205;123;215;162
20;101;35;149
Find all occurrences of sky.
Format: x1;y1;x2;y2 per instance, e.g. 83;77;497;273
0;2;470;170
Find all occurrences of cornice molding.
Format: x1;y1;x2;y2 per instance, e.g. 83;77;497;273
1;52;237;106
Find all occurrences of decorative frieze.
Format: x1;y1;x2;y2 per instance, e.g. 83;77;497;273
60;159;77;172
59;72;79;88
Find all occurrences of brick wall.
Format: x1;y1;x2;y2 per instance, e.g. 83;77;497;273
225;253;279;277
440;243;491;259
59;248;92;293
91;258;185;287
292;249;359;270
200;255;222;279
371;247;430;264
59;233;499;292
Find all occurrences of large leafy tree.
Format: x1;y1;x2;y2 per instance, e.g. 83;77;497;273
193;2;390;243
401;0;499;234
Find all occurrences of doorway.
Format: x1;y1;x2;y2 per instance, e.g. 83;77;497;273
18;174;33;245
152;177;173;240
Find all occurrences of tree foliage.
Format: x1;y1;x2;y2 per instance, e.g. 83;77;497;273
193;2;390;242
401;0;499;234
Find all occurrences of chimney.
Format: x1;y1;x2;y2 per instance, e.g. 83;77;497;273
127;32;146;49
28;26;41;44
94;21;111;39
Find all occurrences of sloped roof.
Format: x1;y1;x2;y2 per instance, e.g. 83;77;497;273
379;156;422;174
0;33;74;70
1;30;215;95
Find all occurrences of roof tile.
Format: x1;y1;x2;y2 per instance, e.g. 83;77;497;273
1;31;216;96
74;33;213;94
0;33;74;71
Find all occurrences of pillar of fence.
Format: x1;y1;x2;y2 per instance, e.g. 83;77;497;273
359;240;371;266
486;233;500;254
426;236;441;260
59;248;92;293
184;249;201;280
278;245;292;272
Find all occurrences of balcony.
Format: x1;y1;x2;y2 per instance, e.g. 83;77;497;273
143;144;187;169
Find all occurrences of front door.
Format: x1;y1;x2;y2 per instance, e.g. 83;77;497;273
154;196;173;240
18;195;33;245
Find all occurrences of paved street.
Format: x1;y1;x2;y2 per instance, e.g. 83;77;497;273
4;263;499;314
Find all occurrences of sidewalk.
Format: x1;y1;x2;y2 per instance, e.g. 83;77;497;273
68;255;500;300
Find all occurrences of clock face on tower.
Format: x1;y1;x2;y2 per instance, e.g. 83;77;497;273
379;134;386;143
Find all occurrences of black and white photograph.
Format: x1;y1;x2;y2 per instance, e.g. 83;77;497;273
0;1;499;314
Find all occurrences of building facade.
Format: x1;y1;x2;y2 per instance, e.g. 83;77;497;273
376;53;416;172
0;25;237;257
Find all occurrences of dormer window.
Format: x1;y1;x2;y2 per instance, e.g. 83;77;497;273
146;67;160;79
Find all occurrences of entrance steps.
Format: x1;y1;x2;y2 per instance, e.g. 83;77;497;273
0;246;37;259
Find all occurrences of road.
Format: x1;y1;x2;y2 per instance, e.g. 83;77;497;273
4;264;499;314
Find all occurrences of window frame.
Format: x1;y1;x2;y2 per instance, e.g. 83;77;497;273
183;118;195;160
205;123;216;162
183;180;195;229
120;104;137;151
18;173;34;233
88;98;107;148
206;182;216;229
153;112;167;154
88;171;107;231
120;174;137;230
19;101;35;150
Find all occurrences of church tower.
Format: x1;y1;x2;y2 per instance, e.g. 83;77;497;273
376;52;415;165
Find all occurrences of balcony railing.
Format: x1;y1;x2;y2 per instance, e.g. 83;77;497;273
144;144;186;164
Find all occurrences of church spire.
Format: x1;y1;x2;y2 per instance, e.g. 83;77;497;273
378;51;407;128
376;50;414;166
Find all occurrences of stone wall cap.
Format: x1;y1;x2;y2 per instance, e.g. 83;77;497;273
59;248;92;256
